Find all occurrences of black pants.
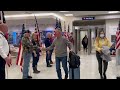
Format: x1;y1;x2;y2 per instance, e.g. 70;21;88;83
0;56;6;79
83;45;87;52
32;52;40;68
96;51;108;76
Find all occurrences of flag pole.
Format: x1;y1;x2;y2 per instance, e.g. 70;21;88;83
116;20;120;78
0;11;3;23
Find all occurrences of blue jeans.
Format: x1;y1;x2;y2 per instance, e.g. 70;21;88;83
22;52;32;79
32;52;40;68
56;56;68;79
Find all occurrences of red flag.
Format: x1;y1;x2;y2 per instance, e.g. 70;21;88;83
16;41;23;72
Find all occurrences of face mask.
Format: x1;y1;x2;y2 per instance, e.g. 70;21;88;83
100;34;105;38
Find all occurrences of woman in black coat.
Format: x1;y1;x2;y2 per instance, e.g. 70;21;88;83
82;35;88;52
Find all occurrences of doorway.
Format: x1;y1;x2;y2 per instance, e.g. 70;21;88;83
73;20;106;55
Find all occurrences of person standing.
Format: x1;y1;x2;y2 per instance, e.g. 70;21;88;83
0;22;12;79
82;35;88;52
94;30;110;79
22;30;33;79
32;33;40;73
49;33;54;64
42;28;72;79
44;32;53;67
68;32;74;46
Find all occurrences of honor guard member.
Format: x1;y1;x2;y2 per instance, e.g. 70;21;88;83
22;30;33;79
0;22;12;79
32;33;41;73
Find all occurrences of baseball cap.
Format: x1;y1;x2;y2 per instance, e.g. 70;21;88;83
55;27;62;31
24;30;31;34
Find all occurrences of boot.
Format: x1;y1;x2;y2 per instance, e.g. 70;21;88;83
100;75;104;79
50;61;53;64
116;76;120;79
103;73;107;79
33;66;40;74
64;75;68;79
47;64;52;67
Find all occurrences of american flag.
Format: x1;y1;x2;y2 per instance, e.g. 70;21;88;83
63;31;69;39
16;41;23;72
116;29;120;49
68;24;70;33
0;11;6;23
16;24;25;72
64;21;66;32
116;22;120;50
35;24;40;40
58;19;62;30
55;18;59;29
34;20;41;47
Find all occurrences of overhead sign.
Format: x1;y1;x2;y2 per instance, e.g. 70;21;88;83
82;17;95;20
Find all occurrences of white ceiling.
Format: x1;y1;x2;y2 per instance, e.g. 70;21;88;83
4;11;119;17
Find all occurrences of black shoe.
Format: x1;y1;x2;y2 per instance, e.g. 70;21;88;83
64;75;68;79
116;77;120;79
27;76;32;79
33;67;40;74
100;75;104;79
47;64;52;67
103;74;107;79
33;70;40;74
50;61;53;64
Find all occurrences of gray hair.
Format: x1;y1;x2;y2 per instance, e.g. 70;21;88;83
46;32;51;38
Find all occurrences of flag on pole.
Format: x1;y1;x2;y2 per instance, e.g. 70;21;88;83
21;24;25;39
58;19;62;30
16;24;25;72
54;18;59;37
116;21;120;50
67;24;71;40
0;11;6;23
55;18;59;29
64;21;66;32
34;15;40;41
116;21;120;66
16;41;23;72
68;24;70;33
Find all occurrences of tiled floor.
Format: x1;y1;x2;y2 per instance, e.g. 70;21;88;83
6;51;116;79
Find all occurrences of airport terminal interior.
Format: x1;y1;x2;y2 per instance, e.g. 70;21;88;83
1;11;120;79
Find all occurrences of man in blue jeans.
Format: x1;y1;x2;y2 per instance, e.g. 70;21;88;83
22;30;33;79
43;28;72;79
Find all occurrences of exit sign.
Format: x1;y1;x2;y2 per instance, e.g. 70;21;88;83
82;17;95;20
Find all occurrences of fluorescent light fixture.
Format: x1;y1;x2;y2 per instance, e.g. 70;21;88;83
5;13;64;20
59;11;69;12
64;14;73;16
108;11;119;13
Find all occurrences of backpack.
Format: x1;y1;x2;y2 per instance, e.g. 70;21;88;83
68;51;80;68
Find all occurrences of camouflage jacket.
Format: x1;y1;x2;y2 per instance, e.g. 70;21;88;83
32;39;40;53
22;36;33;53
